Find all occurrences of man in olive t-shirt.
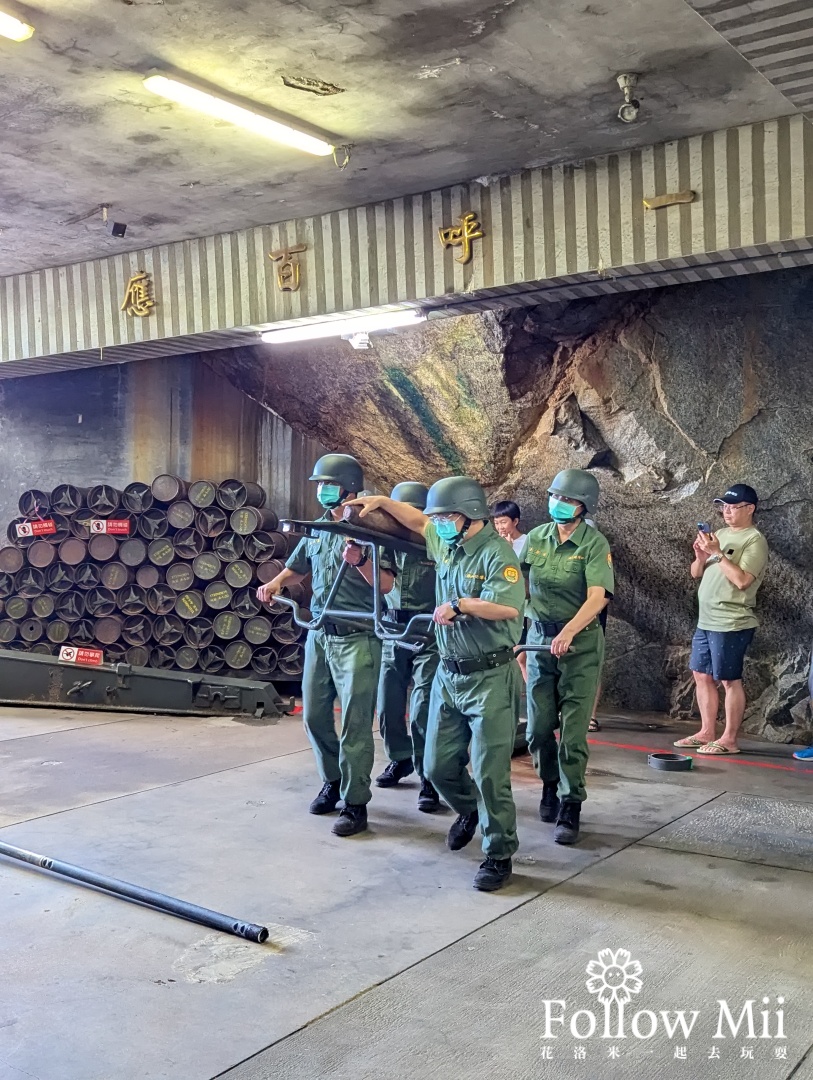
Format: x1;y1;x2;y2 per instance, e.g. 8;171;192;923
675;484;769;757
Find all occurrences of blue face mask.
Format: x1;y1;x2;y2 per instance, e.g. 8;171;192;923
434;518;463;545
317;483;343;508
548;496;580;523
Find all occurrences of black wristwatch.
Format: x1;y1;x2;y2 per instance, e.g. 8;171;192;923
450;597;463;617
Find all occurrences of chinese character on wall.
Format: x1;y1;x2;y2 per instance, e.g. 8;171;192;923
269;244;308;292
121;270;156;317
437;211;484;264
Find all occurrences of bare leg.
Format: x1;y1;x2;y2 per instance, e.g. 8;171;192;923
691;671;721;741
718;679;746;749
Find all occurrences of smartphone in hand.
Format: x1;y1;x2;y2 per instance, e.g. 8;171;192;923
697;522;712;534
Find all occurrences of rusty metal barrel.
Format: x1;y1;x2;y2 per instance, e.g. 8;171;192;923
153;614;184;645
48;514;72;544
283;582;308;605
104;642;127;664
184;617;214;648
94;615;123;644
244;531;287;562
58;537;87;566
125;644;151;667
214;532;245;563
119;538;147;567
50;484;87;516
0;547;24;574
271;612;302;644
86;587;117;617
19;617;44;642
188;480;218;508
232;588;261;619
216;479;253;511
230;506;279;536
167;501;196;530
88;534;119;562
7;518;35;548
27;540;57;568
147;538;175;567
135;564;161;589
256;558;285;585
46;620;70;644
174;529;205;560
70;620;96;645
5;596;29;621
46;563;75;593
198;645;225;673
15;568;45;598
194;506;227;538
151;475;188;504
213;610;241;641
150;645;176;669
18;489;51;518
55;592;85;622
224;640;253;670
192;552;221;581
87;485;121;517
121;614;153;646
118;584;148;615
165;563;195;592
0;620;18;643
137;509;169;540
175;590;204;620
277;642;304;676
122;482;154;513
147;584;177;616
31;593;55;619
102;562;133;590
203;581;232;611
224;560;253;590
31;642;54;655
174;645;199;670
73;563;102;590
70;509;95;539
244;616;272;646
250;645;278;676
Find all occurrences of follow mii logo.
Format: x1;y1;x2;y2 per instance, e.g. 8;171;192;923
539;949;788;1064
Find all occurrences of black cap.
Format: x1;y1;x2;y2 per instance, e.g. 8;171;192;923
713;484;758;507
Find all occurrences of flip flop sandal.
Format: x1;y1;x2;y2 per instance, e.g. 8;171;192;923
673;736;708;748
589;718;601;732
696;741;741;756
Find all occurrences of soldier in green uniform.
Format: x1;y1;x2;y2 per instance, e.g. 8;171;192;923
523;469;614;846
257;453;394;838
374;482;442;814
349;476;525;893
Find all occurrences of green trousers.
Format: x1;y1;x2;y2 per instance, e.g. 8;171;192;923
376;637;440;777
526;623;605;803
424;661;520;860
302;629;382;806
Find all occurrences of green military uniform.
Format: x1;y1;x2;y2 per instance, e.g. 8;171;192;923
287;519;393;807
523;520;614;802
377;551;439;777
424;521;526;860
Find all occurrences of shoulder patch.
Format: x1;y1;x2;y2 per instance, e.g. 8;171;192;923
607;552;613;565
503;566;520;583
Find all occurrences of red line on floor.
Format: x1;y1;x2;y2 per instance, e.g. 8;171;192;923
588;737;813;775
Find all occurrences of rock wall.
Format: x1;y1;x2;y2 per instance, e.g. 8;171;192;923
206;267;813;742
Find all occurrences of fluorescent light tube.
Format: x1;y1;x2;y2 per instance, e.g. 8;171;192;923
143;75;334;157
261;310;427;344
0;11;34;40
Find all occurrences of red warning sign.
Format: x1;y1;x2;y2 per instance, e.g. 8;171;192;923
90;519;131;535
59;645;104;667
16;520;56;538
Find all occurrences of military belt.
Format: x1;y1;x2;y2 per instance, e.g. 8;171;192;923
320;620;368;637
442;648;514;676
387;608;429;625
534;620;568;638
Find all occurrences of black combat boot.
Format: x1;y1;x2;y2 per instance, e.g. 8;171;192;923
554;800;581;845
473;857;513;892
332;804;368;837
417;778;441;813
309;780;341;815
447;811;478;851
539;782;560;823
375;760;415;787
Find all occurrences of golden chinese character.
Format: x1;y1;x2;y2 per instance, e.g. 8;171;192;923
120;270;156;317
269;244;308;292
437;211;484;264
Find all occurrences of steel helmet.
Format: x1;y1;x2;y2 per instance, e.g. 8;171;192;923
425;476;490;519
309;453;364;493
547;469;600;517
390;482;429;510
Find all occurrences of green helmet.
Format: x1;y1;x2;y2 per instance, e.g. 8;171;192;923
548;469;600;517
390;482;429;510
425;476;490;519
309;453;363;493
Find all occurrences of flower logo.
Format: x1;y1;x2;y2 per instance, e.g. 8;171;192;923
586;949;643;1006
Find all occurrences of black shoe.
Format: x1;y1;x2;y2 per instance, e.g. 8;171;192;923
554;800;581;845
417;779;440;813
309;780;341;815
332;804;368;837
473;857;513;892
447;811;478;851
375;760;415;787
539;782;560;823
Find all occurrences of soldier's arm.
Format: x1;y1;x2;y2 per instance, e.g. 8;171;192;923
454;596;520;621
345;495;429;538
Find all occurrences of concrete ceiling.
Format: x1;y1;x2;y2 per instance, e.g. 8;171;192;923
0;0;798;276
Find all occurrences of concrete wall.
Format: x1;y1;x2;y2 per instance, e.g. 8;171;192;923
0;353;324;529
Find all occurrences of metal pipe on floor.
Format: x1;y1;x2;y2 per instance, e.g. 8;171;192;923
0;840;269;944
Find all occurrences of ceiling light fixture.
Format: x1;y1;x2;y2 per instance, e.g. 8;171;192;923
0;10;34;41
143;74;335;156
616;73;640;124
261;310;427;345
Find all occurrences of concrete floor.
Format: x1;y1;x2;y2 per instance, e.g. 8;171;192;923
0;705;811;1080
